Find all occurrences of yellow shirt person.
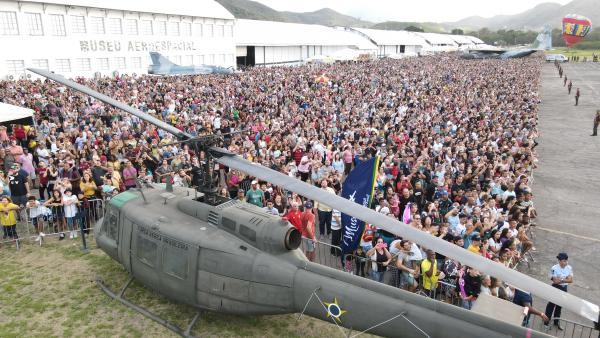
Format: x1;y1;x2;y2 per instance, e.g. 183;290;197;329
0;200;19;226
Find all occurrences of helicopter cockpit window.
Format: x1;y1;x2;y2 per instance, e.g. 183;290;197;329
107;213;119;241
136;235;158;267
162;245;188;280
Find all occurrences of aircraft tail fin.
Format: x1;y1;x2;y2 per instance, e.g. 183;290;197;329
149;52;177;67
531;26;552;50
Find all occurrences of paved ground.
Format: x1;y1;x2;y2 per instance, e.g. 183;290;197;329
528;61;600;327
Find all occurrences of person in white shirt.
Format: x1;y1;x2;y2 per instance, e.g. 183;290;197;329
544;252;573;331
330;209;342;256
62;189;79;239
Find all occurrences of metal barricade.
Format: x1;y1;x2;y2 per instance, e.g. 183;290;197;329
527;315;600;338
299;237;344;270
0;198;106;248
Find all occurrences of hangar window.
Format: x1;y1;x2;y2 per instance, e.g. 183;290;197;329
76;58;91;71
48;14;65;36
131;57;142;69
125;19;138;35
96;58;109;70
183;55;193;65
136;234;158;267
193;23;202;37
90;17;105;34
215;24;224;38
31;59;49;70
168;21;179;36
162;245;188;279
140;20;152;35
5;60;24;76
70;15;86;34
204;23;213;38
0;11;19;35
108;18;122;35
25;13;43;36
225;25;233;38
54;59;71;72
113;57;126;70
181;22;191;36
156;21;167;36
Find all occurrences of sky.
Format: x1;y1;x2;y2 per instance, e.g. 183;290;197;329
252;0;572;23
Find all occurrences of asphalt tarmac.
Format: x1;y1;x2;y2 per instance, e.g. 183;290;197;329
529;61;600;327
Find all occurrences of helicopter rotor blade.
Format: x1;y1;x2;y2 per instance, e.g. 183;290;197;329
160;129;250;148
28;67;599;324
216;154;600;323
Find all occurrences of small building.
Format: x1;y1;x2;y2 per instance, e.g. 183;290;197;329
349;28;429;57
235;19;377;67
0;0;236;79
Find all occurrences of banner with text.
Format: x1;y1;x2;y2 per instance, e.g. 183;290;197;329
341;157;379;255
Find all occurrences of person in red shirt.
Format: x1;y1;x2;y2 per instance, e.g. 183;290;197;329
300;201;316;262
284;203;302;232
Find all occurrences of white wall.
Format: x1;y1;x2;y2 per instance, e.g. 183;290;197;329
0;1;235;79
249;45;355;66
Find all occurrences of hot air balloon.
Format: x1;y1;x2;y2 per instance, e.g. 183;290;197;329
562;14;592;47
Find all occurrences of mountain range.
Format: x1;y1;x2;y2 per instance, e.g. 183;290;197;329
216;0;598;32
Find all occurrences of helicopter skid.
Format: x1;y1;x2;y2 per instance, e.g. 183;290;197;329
95;276;202;338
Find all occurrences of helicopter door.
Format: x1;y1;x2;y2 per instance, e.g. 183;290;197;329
131;224;161;290
158;238;195;304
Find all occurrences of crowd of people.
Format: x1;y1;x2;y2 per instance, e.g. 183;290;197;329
0;54;551;326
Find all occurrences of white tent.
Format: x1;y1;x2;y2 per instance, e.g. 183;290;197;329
0;102;34;125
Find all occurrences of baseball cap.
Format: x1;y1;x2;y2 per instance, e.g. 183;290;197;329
251;180;258;185
557;252;568;260
304;201;313;209
471;235;481;242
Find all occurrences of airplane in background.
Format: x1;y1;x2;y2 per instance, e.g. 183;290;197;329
461;26;552;60
148;52;234;75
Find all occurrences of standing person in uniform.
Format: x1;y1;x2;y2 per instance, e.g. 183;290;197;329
575;88;580;106
567;80;572;94
591;110;600;136
544;252;573;331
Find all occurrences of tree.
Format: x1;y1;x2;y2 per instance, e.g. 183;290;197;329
405;25;424;32
451;28;464;35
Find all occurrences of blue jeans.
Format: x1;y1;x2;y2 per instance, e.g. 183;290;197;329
462;299;474;310
371;270;384;283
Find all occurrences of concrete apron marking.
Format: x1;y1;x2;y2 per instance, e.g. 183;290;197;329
535;226;600;243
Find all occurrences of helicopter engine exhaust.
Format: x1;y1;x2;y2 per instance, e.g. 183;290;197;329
284;227;301;251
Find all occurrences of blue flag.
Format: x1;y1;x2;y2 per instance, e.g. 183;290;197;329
341;157;379;255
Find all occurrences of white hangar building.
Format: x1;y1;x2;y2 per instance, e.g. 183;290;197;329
415;32;459;52
350;27;429;57
235;19;377;67
0;0;236;79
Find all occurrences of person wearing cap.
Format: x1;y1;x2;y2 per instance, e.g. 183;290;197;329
8;163;29;207
300;201;316;262
245;180;265;208
467;235;482;254
544;253;573;331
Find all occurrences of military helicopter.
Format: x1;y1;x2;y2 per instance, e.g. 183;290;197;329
29;68;599;338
